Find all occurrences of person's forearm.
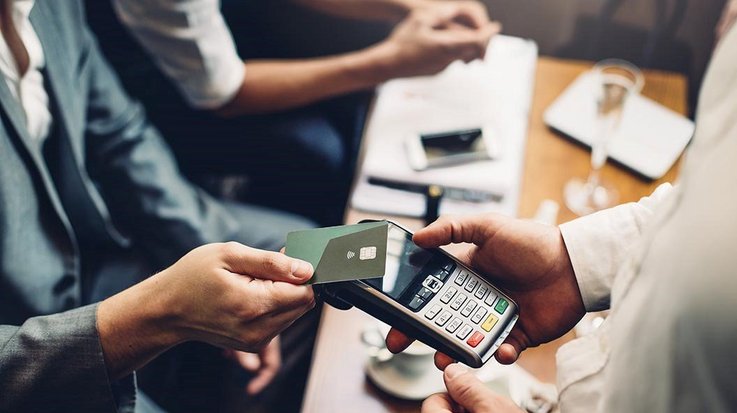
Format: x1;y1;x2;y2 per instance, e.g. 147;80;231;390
96;272;185;380
216;43;397;117
294;0;421;22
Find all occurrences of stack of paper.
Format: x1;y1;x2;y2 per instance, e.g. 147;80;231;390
351;35;538;217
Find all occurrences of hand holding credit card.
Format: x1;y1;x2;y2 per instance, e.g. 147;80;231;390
285;221;389;284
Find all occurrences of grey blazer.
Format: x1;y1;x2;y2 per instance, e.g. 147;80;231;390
0;1;240;411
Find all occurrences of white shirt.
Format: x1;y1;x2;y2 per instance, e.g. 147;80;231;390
0;0;51;144
556;25;737;412
113;0;245;109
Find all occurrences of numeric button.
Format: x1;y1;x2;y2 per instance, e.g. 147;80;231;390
471;307;488;324
454;271;469;286
435;311;452;326
460;300;477;317
465;278;478;292
450;293;467;310
475;285;488;300
425;304;442;320
446;317;462;333
440;287;457;304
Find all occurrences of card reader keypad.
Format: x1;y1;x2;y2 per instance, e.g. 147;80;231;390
423;265;511;352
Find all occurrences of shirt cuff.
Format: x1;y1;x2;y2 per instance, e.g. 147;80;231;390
183;54;246;110
559;183;673;312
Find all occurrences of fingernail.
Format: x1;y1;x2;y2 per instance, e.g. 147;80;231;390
291;259;314;279
444;363;467;379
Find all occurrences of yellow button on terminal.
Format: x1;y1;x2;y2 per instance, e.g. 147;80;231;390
481;314;498;332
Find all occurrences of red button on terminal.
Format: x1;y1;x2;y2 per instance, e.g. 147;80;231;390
466;331;484;348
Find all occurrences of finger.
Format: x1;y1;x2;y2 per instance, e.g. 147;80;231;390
247;338;282;395
453;2;491;29
220;242;314;283
494;329;528;365
414;214;507;248
386;327;414;353
235;351;261;371
421;392;455;413
443;364;495;410
495;343;519;365
253;283;316;322
229;304;312;353
434;352;457;370
263;282;316;314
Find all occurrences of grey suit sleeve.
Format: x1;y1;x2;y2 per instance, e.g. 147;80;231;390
0;304;134;413
77;17;238;267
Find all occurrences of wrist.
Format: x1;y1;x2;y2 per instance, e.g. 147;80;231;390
97;271;186;379
352;41;401;85
388;0;423;20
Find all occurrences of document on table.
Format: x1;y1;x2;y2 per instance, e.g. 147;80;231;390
350;35;538;217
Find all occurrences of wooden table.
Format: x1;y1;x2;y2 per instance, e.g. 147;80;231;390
301;57;688;413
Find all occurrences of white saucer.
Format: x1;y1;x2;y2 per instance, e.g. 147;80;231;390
365;358;445;400
366;357;558;404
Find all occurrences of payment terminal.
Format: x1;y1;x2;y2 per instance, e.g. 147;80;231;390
318;221;519;368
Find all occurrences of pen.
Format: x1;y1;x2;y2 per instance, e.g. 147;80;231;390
367;177;504;203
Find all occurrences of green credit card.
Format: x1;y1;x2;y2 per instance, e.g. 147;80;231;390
285;221;388;285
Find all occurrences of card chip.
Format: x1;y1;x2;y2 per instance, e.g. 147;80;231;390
359;246;377;260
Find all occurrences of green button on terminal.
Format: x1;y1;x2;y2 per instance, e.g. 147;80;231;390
494;298;508;314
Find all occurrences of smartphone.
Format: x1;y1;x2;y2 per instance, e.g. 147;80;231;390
404;128;500;171
318;220;518;368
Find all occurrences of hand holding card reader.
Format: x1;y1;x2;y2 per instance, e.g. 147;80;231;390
285;220;518;368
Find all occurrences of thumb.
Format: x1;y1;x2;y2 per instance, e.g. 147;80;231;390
414;214;510;248
219;242;314;283
443;364;493;411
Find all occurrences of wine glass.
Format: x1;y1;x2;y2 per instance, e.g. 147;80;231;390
564;59;644;216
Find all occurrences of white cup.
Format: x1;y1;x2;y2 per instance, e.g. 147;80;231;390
362;322;436;379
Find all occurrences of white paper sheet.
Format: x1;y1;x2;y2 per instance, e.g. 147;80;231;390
351;35;538;217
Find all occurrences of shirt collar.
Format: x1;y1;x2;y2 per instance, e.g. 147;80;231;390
13;0;35;20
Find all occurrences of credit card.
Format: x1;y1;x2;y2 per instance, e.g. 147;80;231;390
285;221;388;285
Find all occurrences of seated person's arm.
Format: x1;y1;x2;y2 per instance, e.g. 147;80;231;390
295;0;488;26
0;243;314;411
113;0;497;116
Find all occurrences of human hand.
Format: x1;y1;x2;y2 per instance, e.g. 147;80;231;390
157;242;315;351
375;7;500;79
423;364;523;413
716;0;737;46
411;0;492;30
225;336;282;395
386;214;585;368
97;242;314;380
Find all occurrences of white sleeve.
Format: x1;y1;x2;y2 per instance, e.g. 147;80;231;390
113;0;246;109
559;183;673;311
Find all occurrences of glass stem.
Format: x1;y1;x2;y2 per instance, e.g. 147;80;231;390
586;167;601;188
